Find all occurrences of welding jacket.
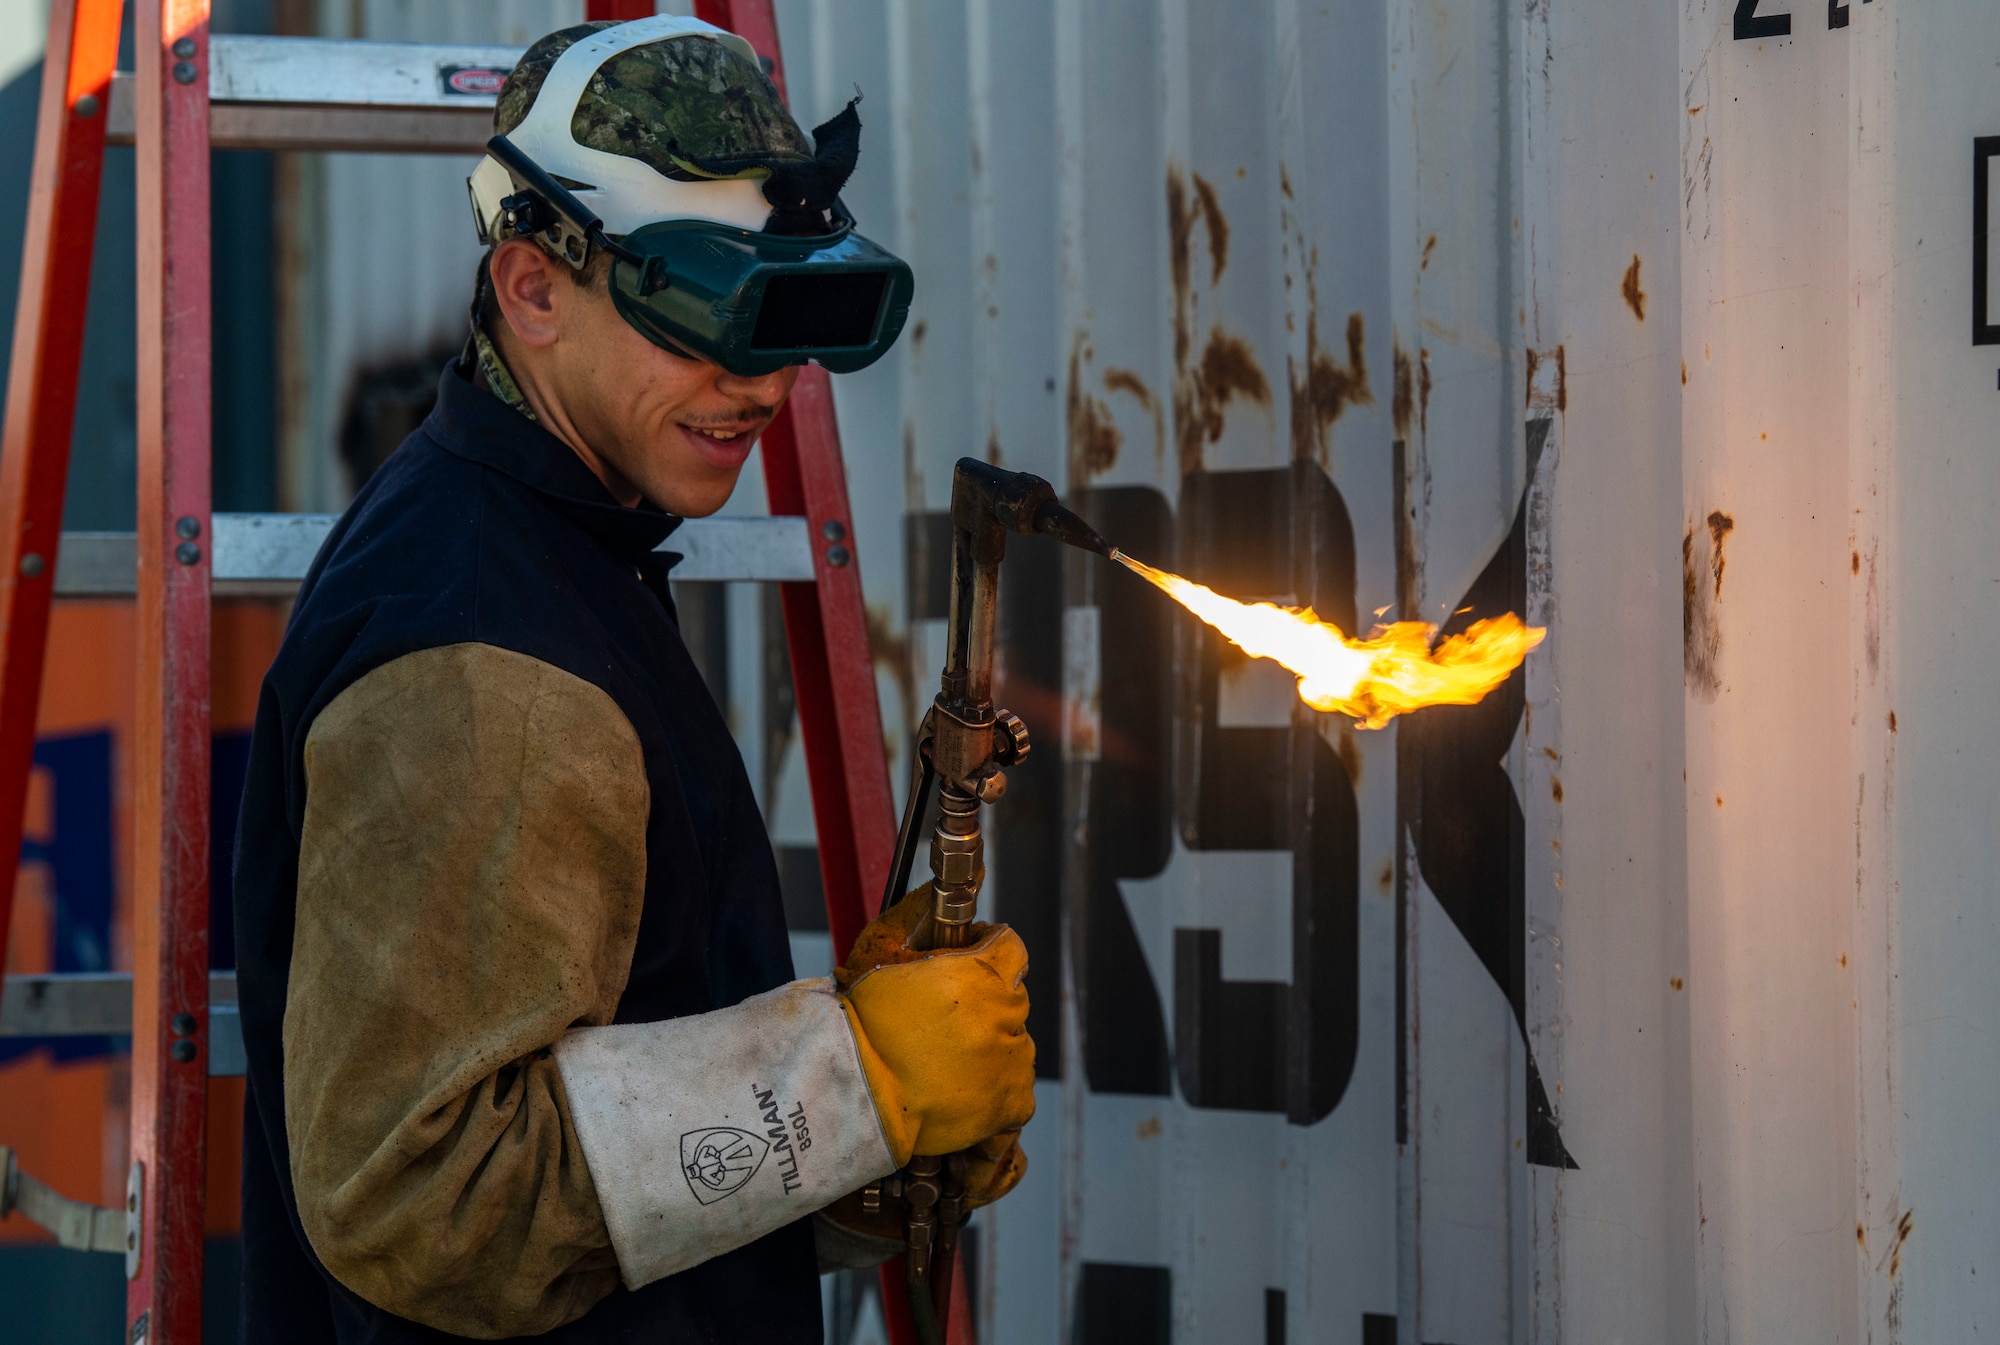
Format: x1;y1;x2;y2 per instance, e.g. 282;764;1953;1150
231;363;898;1343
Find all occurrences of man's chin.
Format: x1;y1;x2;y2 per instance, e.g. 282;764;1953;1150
646;470;744;520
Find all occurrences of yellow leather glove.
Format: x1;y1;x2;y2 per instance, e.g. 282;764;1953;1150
836;888;1037;1165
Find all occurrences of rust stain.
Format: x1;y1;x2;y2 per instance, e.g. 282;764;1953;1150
1715;796;1724;807
1290;310;1372;463
1378;861;1394;892
1681;359;1688;386
1525;344;1567;414
1418;347;1432;438
1135;1116;1162;1140
1551;776;1563;803
1852;550;1862;574
911;318;928;349
985;427;1003;466
1684;509;1734;700
1168;167;1194;365
1857;1222;1867;1250
1104;366;1165;462
1621;254;1647;321
1192;174;1229;284
1175;329;1269;474
1337;728;1363;787
1104;367;1154;407
1392;341;1414;439
1863;540;1881;682
1168;163;1261;473
1890;1208;1914;1278
1420;234;1437;270
1888;710;1898;733
1067;335;1122;483
1839;952;1849;968
1671;977;1685;991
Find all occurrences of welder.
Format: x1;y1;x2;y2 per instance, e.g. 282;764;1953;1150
229;16;1035;1342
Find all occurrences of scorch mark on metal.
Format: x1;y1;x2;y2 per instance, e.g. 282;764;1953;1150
1392;341;1414;439
1526;345;1567;413
1683;510;1734;701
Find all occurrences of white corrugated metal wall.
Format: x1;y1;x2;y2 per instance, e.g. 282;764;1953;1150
286;0;2000;1340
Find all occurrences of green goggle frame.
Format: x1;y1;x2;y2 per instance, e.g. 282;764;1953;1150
609;215;914;377
484;135;913;378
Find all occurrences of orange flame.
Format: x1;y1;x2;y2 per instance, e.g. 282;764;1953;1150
1112;551;1544;729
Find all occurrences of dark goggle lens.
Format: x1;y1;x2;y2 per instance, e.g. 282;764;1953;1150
750;271;890;351
608;215;913;375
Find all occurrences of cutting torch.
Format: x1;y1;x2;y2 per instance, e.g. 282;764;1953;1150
867;458;1112;1343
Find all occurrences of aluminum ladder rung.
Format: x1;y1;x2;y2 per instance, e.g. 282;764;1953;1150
107;35;523;154
53;512;818;596
2;972;245;1078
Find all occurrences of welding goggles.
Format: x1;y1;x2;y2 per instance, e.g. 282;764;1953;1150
480;134;913;378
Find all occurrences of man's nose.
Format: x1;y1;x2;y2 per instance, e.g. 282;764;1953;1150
712;365;792;407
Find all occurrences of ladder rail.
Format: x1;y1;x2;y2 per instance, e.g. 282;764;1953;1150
48;512;820;595
130;2;215;1340
105;35;522;155
0;0;121;1014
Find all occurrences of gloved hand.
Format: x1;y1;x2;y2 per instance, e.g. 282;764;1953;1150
836;887;1037;1164
816;1130;1028;1253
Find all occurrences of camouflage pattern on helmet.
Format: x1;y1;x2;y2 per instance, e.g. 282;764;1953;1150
494;22;813;183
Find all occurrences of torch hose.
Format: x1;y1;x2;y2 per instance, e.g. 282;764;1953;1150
908;1275;947;1345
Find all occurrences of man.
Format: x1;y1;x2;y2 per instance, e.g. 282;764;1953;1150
232;16;1035;1341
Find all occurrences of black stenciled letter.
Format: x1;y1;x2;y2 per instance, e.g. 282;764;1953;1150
1170;465;1360;1126
1734;0;1792;39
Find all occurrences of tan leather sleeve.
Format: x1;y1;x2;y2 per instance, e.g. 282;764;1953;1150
285;643;649;1338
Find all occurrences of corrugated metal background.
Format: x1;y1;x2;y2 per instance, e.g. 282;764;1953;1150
287;0;2000;1340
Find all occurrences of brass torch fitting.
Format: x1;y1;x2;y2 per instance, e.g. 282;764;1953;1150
928;787;982;948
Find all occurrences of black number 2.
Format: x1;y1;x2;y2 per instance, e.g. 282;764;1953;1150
1734;0;1792;38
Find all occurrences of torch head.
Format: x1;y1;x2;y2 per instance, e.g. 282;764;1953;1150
949;458;1113;557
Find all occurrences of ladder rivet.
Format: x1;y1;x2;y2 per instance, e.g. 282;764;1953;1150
170;1012;196;1037
175;542;201;566
821;519;846;542
73;94;99;119
826;545;850;567
172;37;197;58
173;61;197;85
175;516;201;539
18;553;42;578
169;1039;196;1064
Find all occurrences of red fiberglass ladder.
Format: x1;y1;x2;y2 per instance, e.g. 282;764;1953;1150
0;2;937;1341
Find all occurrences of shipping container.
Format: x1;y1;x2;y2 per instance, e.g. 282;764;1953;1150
5;0;1997;1340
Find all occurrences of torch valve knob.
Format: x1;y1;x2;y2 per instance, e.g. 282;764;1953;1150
994;709;1031;765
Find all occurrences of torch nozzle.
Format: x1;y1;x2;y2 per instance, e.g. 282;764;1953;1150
1032;500;1115;557
950;457;1117;557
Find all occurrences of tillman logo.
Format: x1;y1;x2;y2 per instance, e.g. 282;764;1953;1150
680;1127;769;1205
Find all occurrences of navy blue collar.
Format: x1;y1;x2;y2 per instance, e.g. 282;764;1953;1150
426;364;683;565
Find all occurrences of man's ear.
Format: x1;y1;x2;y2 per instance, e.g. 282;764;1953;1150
489;238;563;349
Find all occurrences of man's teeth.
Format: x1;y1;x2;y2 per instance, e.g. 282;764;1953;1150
700;428;743;441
